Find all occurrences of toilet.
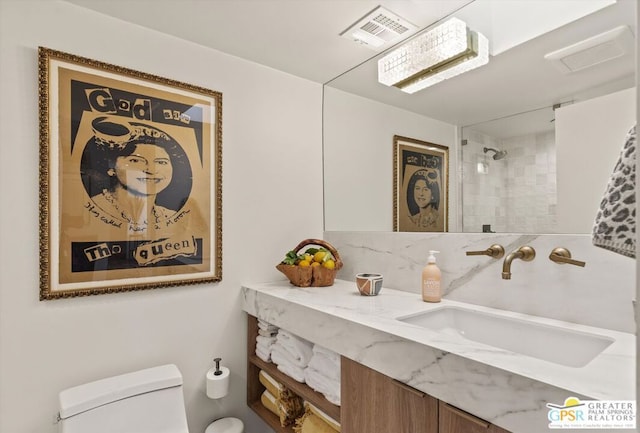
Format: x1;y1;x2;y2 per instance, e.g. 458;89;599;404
57;364;244;433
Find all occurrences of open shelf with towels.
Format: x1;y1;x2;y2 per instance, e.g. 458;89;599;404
246;314;341;432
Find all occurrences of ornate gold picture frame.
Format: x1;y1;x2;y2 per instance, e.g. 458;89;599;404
38;47;222;300
393;135;449;232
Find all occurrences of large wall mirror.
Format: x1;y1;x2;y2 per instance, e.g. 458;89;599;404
323;0;636;234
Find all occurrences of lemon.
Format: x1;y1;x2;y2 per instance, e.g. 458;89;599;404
313;251;327;263
299;260;311;267
311;262;321;267
322;259;335;270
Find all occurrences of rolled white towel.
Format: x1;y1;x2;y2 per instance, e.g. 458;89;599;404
272;346;306;382
271;345;298;368
256;335;277;351
258;319;279;332
304;366;340;406
312;344;340;364
272;341;311;369
275;330;313;368
323;394;340;407
255;344;271;362
256;337;276;362
276;363;306;383
307;351;340;383
258;328;278;337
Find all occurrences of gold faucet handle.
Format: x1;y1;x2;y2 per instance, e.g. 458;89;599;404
549;247;586;267
516;245;536;261
465;244;505;259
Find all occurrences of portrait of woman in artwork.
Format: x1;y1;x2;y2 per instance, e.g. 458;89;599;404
394;135;448;233
406;167;442;230
79;116;193;235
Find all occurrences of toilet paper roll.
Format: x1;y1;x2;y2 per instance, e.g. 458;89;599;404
206;366;230;399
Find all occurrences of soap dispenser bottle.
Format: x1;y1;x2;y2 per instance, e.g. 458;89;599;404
422;250;441;303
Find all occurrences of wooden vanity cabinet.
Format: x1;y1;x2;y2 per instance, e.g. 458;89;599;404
246;314;510;433
341;356;438;433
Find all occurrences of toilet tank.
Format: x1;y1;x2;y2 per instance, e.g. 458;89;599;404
58;364;189;433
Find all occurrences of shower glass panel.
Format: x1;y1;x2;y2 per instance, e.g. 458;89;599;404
461;106;558;233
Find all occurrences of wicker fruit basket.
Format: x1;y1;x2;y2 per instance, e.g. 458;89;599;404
276;238;343;287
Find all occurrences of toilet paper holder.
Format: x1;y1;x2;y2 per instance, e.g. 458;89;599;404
213;357;223;376
206;357;230;399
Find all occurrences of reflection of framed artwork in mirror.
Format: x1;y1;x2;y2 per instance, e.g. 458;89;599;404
38;47;222;300
393;135;448;232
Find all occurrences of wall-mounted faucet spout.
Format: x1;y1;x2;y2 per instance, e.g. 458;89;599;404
502;246;536;279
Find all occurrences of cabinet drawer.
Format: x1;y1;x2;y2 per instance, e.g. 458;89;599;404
341;357;437;433
439;401;509;433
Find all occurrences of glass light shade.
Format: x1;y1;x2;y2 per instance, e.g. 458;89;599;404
378;17;490;94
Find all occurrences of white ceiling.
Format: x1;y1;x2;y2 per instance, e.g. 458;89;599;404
65;0;636;137
64;0;471;84
328;0;636;136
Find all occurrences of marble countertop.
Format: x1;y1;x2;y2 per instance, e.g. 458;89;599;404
242;279;635;432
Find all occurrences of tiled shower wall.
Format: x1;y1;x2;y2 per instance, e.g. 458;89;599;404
462;129;557;233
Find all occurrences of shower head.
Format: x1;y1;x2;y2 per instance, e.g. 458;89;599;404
483;147;507;160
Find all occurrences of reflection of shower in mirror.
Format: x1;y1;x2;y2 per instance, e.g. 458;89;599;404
483;147;508;160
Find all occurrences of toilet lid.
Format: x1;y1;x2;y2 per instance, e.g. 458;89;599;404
205;417;244;433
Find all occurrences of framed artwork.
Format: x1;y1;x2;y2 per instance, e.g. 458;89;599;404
393;135;449;232
38;47;222;300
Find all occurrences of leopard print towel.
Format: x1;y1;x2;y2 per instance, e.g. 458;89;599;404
592;124;636;258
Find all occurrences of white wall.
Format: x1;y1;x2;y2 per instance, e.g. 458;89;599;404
0;2;323;433
323;86;459;232
556;88;636;233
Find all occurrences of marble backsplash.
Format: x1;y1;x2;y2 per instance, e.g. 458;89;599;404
324;231;635;333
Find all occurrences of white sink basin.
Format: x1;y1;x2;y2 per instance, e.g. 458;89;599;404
397;306;614;368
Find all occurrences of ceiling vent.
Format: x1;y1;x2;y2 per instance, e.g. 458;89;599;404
544;25;635;74
340;6;416;50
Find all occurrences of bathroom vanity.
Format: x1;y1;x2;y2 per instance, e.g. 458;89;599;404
247;314;508;433
242;280;634;433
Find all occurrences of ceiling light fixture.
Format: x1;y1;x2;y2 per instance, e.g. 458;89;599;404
378;17;490;94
